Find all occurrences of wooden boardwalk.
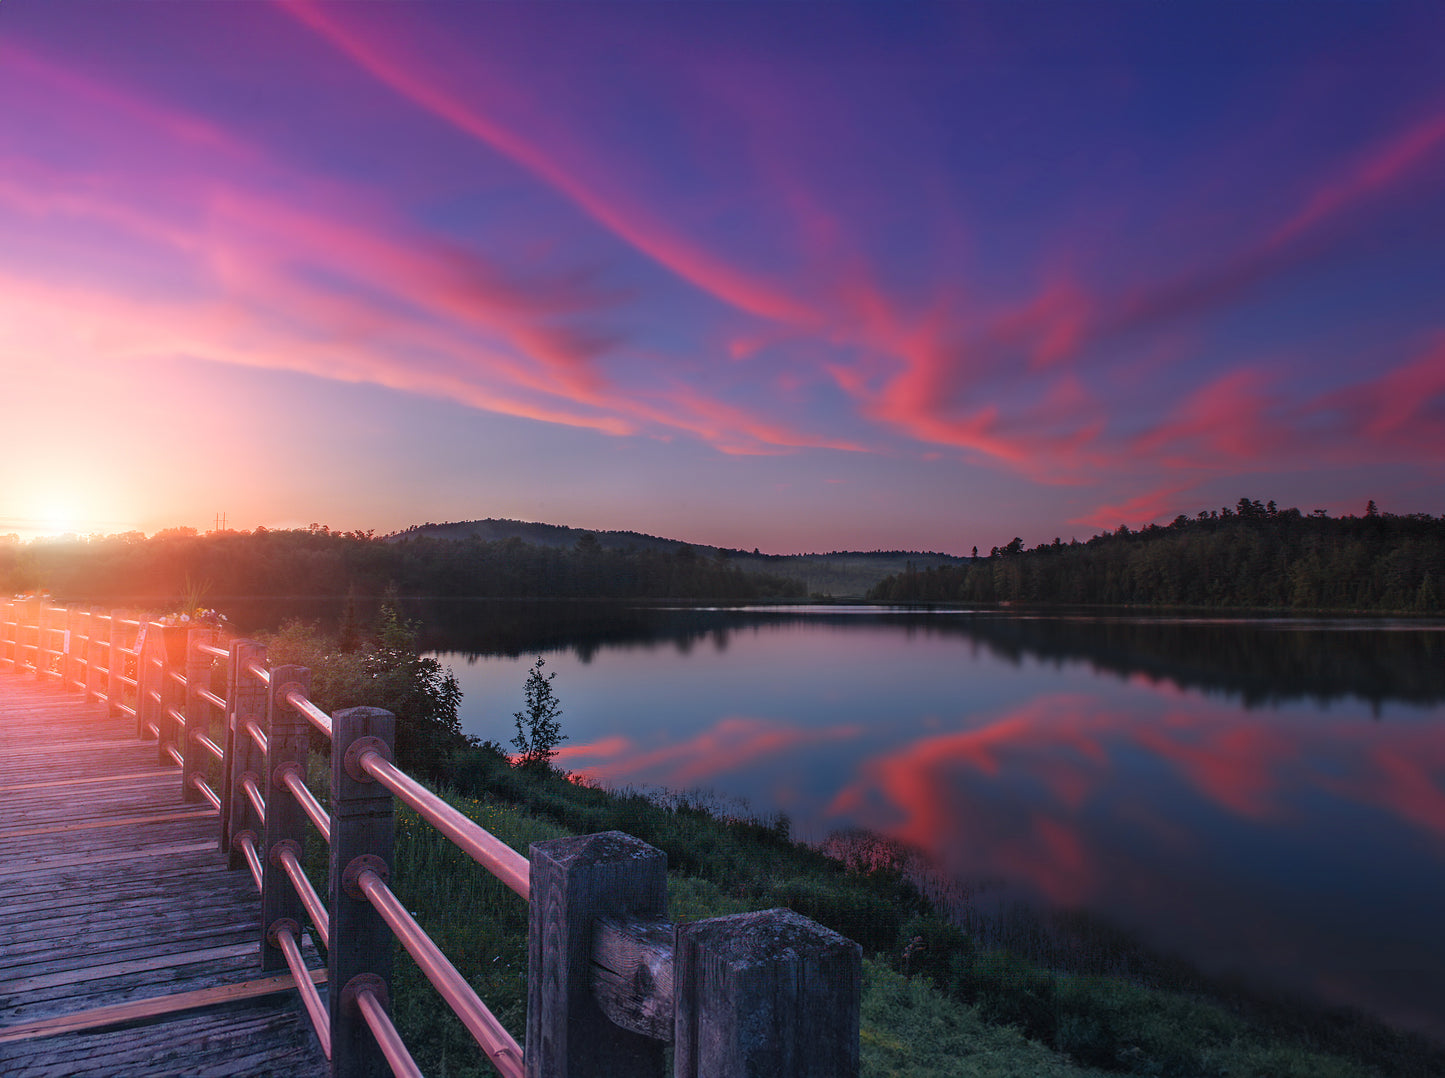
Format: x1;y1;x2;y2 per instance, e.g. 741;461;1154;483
0;673;328;1077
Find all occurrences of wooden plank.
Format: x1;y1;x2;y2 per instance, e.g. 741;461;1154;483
0;1008;327;1077
0;807;215;840
4;943;256;994
0;968;327;1044
0;769;172;793
0;841;218;885
0;671;330;1076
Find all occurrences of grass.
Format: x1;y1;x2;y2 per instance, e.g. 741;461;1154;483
288;747;1439;1078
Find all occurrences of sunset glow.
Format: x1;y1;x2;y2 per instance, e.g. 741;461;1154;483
3;2;1443;548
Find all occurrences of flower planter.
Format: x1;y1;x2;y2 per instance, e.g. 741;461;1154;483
159;623;191;667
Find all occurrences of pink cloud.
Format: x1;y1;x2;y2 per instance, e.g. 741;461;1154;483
0;42;260;164
279;1;817;327
1070;483;1196;532
1270;107;1445;249
577;715;863;790
826;690;1445;909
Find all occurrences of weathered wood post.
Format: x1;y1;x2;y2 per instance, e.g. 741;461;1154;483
181;628;217;803
34;601;51;680
225;640;267;862
0;600;12;669
136;623;156;738
673;908;862;1078
155;629;186;765
527;831;669;1078
329;705;397;1078
60;606;76;689
107;611;126;718
83;608;100;702
66;606;81;691
261;664;311;974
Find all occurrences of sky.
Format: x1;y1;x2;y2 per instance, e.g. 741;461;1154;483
2;1;1443;553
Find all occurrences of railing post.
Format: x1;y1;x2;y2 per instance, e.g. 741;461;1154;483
673;909;862;1078
226;640;267;863
182;628;217;803
156;629;186;765
329;705;397;1078
107;611;125;718
526;831;668;1078
261;664;311;974
34;601;51;679
60;605;76;689
0;600;11;669
82;608;98;702
136;623;156;738
66;606;81;691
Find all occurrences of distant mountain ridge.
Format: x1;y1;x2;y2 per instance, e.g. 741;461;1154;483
387;518;968;597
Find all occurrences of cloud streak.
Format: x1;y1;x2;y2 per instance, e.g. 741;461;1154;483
3;2;1442;542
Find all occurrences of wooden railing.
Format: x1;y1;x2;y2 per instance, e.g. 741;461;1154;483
0;597;862;1078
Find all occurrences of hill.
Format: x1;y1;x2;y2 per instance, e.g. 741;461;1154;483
389;518;968;597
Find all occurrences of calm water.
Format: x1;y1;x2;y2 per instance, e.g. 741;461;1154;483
423;603;1445;1041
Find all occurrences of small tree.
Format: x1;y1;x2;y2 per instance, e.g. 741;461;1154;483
513;656;566;770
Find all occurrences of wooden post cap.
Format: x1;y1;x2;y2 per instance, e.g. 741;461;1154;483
674;908;862;1078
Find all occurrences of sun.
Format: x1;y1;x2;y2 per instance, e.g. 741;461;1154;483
28;501;86;538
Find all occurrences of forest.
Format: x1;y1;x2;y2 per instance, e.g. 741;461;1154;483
869;499;1445;612
0;525;805;605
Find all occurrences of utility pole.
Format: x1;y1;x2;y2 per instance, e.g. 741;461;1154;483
213;512;226;533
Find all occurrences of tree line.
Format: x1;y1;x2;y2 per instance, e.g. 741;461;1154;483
869;499;1444;613
0;525;805;606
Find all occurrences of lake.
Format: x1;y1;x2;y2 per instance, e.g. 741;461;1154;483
420;602;1445;1043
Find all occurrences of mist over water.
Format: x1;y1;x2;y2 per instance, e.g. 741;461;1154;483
420;603;1445;1042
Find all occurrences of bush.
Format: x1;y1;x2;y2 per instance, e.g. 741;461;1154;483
264;604;467;779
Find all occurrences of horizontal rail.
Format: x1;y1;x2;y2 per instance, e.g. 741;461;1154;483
357;988;423;1078
198;642;229;659
361;752;529;899
166;705;186;726
164;744;185;768
357;870;524;1078
246;660;271;686
276;842;330;948
237;832;263;892
197;732;225;762
119;674;137;689
198;686;226;711
284;689;333;739
277;925;331;1060
242;774;267;826
190;774;223;812
116;702;136;719
168;669;186;688
280;767;331;844
145;721;160;738
246;720;269;754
